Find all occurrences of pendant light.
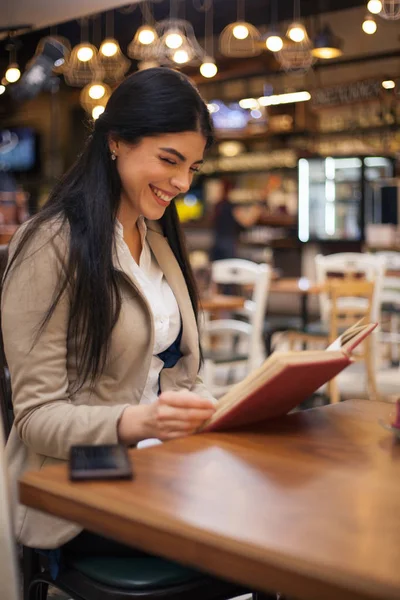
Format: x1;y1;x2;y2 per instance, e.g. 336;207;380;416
127;1;159;62
99;10;130;83
287;0;309;43
311;24;343;59
219;0;261;57
367;0;383;13
5;40;21;84
200;0;218;78
263;0;283;53
362;14;378;33
64;18;104;87
80;80;112;117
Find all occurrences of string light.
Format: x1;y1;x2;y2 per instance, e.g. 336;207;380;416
265;34;283;52
92;105;105;120
5;64;21;83
233;24;249;39
172;49;189;63
100;40;118;57
165;31;184;49
367;0;383;13
88;83;106;99
138;26;156;45
200;59;218;78
77;45;94;62
362;14;377;33
287;23;306;42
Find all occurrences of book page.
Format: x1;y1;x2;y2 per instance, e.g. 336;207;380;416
325;319;367;351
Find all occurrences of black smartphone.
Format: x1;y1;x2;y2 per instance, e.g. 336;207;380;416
69;444;134;481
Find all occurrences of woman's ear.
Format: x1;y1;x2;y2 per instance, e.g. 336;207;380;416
108;135;119;155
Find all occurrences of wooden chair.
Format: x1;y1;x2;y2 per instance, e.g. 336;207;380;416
287;280;377;403
202;259;271;397
375;251;400;365
315;252;386;326
0;246;278;600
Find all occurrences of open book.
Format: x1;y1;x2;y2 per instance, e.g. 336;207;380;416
199;320;377;433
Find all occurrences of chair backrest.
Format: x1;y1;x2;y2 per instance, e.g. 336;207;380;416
211;259;271;367
0;415;20;600
375;251;400;307
326;280;374;343
315;252;386;324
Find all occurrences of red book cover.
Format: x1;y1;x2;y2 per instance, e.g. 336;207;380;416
201;354;349;433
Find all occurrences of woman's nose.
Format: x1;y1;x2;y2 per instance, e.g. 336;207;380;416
171;171;192;194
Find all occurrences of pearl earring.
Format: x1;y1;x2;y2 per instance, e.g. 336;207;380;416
111;151;117;161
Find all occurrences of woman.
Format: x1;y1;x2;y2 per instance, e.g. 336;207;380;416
2;67;216;553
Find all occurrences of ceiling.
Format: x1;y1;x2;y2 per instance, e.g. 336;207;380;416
0;0;138;32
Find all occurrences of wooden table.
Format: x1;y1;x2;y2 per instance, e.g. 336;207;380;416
200;294;246;313
269;278;321;327
20;401;400;600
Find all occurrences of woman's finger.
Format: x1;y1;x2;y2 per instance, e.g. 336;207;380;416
157;405;215;423
159;391;215;411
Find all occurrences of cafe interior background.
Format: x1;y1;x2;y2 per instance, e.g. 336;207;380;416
1;0;400;401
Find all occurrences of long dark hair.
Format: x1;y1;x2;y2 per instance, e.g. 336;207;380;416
4;68;214;387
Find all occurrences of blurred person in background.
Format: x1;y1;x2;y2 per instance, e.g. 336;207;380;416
209;178;262;261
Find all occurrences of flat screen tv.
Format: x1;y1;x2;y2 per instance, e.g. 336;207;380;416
0;127;39;172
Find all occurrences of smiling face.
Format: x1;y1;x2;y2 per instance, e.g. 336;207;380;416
109;131;206;224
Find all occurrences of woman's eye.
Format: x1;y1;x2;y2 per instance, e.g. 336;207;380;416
160;157;177;166
190;167;200;174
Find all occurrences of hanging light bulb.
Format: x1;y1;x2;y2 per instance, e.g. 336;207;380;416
367;0;383;13
77;45;94;62
92;105;105;120
287;22;306;42
265;33;283;52
88;83;106;100
200;57;218;78
165;30;184;49
5;63;21;83
100;39;118;57
382;79;396;89
172;49;189;64
138;26;156;45
0;85;6;95
232;23;249;39
362;14;377;33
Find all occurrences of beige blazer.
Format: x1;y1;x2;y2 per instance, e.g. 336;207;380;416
2;218;213;549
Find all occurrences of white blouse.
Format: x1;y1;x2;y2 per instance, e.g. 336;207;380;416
115;217;181;406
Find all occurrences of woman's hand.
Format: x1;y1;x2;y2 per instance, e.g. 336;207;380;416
118;391;216;445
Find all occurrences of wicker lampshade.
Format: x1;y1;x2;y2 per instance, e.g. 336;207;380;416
158;18;204;66
381;0;400;19
127;25;160;61
219;21;261;57
277;36;315;74
127;1;160;62
64;43;104;87
80;81;112;116
99;38;130;83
